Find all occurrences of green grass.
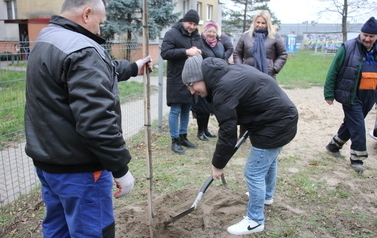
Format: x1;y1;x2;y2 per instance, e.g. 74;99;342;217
0;70;27;141
0;70;146;147
277;50;335;89
8;62;27;67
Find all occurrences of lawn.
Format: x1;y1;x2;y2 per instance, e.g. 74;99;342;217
277;50;334;89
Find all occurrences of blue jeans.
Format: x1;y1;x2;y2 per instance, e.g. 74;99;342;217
36;168;115;238
168;103;192;138
244;146;282;224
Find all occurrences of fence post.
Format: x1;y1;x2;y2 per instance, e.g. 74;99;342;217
158;38;164;133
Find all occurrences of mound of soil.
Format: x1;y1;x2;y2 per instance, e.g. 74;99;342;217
116;186;248;238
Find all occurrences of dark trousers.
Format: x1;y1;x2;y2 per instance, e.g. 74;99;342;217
336;90;376;159
36;168;115;238
197;114;209;132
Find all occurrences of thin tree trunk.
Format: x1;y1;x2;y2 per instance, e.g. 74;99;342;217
142;0;154;237
342;0;348;41
243;0;249;32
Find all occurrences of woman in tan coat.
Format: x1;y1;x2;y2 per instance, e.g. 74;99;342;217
233;10;287;79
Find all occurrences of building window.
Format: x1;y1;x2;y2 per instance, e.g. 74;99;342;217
183;1;187;15
206;5;213;21
6;0;17;20
197;2;202;17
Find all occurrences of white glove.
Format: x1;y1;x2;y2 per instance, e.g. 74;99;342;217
114;171;134;198
135;55;152;74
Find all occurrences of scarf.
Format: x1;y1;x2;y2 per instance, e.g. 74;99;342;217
205;37;218;48
252;28;268;74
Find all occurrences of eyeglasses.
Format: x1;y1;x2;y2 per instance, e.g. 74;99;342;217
205;30;217;34
186;83;194;91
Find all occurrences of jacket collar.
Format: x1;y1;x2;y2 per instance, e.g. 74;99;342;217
50;15;106;44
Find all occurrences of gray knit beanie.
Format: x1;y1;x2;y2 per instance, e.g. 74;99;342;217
182;54;203;84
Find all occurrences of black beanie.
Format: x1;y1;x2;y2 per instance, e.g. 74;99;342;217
182;9;200;24
361;17;377;34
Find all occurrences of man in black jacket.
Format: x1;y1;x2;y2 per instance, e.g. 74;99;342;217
182;55;298;235
161;9;204;154
24;0;151;237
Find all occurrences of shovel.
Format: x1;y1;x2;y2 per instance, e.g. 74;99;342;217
164;130;250;227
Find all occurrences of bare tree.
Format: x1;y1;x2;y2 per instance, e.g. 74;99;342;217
222;0;279;35
319;0;377;41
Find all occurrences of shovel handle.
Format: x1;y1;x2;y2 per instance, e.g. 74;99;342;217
191;176;213;209
234;130;249;152
200;175;214;193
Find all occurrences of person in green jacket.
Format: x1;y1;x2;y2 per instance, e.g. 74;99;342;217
324;17;377;173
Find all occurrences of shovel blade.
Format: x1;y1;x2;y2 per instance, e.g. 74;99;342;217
164;206;195;227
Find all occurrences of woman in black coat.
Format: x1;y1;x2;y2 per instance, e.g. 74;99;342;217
192;21;234;141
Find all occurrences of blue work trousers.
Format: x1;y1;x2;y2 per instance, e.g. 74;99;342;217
36;168;115;238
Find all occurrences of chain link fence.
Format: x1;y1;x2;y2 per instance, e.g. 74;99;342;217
0;40;167;230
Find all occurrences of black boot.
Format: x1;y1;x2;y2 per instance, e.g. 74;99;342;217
203;115;216;137
197;130;209;141
197;117;209;141
179;134;197;148
171;138;185;154
204;129;216;138
325;144;345;158
350;158;364;173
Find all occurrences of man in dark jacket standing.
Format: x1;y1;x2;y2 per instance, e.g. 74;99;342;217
161;9;203;154
182;55;298;235
24;0;151;237
324;17;377;173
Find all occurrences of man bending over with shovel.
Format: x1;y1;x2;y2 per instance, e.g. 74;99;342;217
181;54;298;235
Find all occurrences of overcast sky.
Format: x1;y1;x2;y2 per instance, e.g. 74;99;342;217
223;0;374;24
268;0;328;23
224;0;340;24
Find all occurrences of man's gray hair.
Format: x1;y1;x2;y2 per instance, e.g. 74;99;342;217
61;0;103;14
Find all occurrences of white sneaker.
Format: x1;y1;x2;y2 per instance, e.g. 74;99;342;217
245;192;273;205
264;198;273;205
227;216;264;235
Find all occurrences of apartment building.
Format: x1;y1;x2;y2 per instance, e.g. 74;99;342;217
0;0;223;43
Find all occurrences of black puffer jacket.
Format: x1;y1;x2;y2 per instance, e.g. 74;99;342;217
160;20;204;105
202;57;298;169
25;16;138;178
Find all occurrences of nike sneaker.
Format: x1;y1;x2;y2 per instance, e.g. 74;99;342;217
227;216;264;235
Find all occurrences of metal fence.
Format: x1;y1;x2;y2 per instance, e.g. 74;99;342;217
0;41;167;229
